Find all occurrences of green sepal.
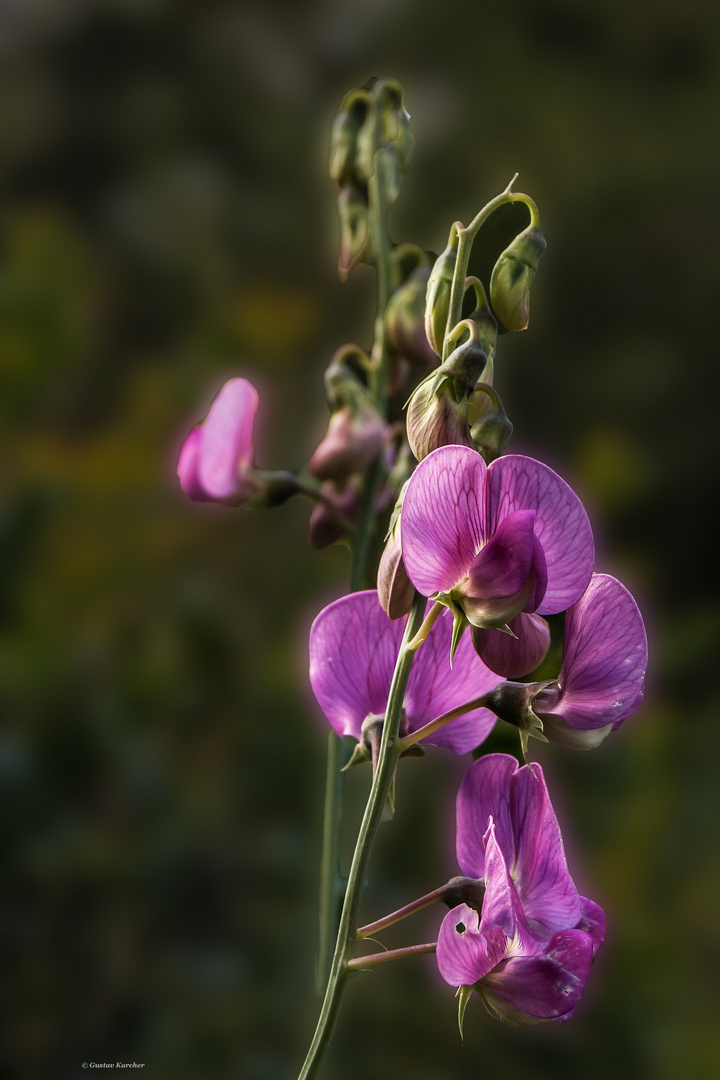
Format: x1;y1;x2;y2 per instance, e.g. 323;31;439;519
457;985;473;1040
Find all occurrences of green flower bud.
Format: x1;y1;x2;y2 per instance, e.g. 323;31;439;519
463;277;498;361
328;89;370;184
385;254;439;370
489;221;546;331
355;78;414;186
469;383;513;463
424;222;460;355
337;183;369;281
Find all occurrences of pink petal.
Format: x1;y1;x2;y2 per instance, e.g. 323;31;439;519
466;510;536;600
436;903;507;987
543;573;647;731
472;612;551;678
481;929;594;1021
402;446;486;597
576;896;606;956
308;591;402;739
198;378;259;501
456;754;517;879
507;763;583;936
485;456;594;615
177;426;211;501
405;608;501;753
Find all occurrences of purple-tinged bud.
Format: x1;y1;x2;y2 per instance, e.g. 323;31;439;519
405;321;487;461
490;219;546;332
308;477;360;550
406;373;475;461
424;222;460;355
309;347;386;481
337;183;369;282
377;482;415;619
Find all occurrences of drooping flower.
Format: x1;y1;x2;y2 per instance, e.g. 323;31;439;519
533;572;648;749
401;444;594;677
309;591;502;755
436;753;604;1024
178;378;262;504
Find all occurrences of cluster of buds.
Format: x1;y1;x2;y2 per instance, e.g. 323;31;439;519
329;78;414;280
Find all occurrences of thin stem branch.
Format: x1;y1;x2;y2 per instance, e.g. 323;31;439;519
347;942;437;971
316;732;347;992
297;592;426;1080
443;186;537;360
397;692;493;753
357;883;452;939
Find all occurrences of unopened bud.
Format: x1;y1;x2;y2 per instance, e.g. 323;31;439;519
424;223;460;355
337;183;369;281
489;219;546;331
463;277;498;361
377;483;414;619
406;372;475;461
328;89;369;183
308;477;360;550
469;384;513;463
308;404;385;481
355;78;414;187
385;259;440;370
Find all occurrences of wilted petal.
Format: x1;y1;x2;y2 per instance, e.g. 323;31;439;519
485;456;594;615
436;903;507;987
472;612;551;678
481;928;594;1021
377;529;415;620
405;608;501;753
308;591;401;739
402;446;486;597
197;378;259;501
540;573;647;732
507;762;582;937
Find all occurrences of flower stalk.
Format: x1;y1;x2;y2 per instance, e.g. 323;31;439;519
298;591;426;1080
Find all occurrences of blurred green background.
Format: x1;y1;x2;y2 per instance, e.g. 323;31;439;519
1;1;718;1077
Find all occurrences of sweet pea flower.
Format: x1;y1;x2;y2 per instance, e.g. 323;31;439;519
533;573;648;750
178;378;264;504
436;754;604;1024
401;444;594;677
309;590;502;755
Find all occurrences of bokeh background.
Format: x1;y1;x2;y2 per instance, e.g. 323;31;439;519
1;1;719;1077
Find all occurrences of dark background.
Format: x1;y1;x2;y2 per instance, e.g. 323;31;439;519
1;1;718;1077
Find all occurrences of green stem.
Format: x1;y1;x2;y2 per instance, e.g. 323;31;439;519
316;732;347;992
347;942;437;971
298;592;426;1080
443;184;537;360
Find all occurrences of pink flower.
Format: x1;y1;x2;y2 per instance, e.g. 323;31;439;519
177;378;261;504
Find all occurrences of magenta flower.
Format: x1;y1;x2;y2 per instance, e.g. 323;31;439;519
436;753;604;1024
533;573;648;750
177;378;262;504
401;445;594;677
309;591;502;755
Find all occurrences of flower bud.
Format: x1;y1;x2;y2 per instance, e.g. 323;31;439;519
406;372;475;461
490;221;546;331
309;347;386;481
385;261;439;370
463;277;498;361
328;88;369;184
377;483;415;619
308;477;360;550
337;183;369;282
424;222;460;355
469;384;513;463
354;78;414;187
